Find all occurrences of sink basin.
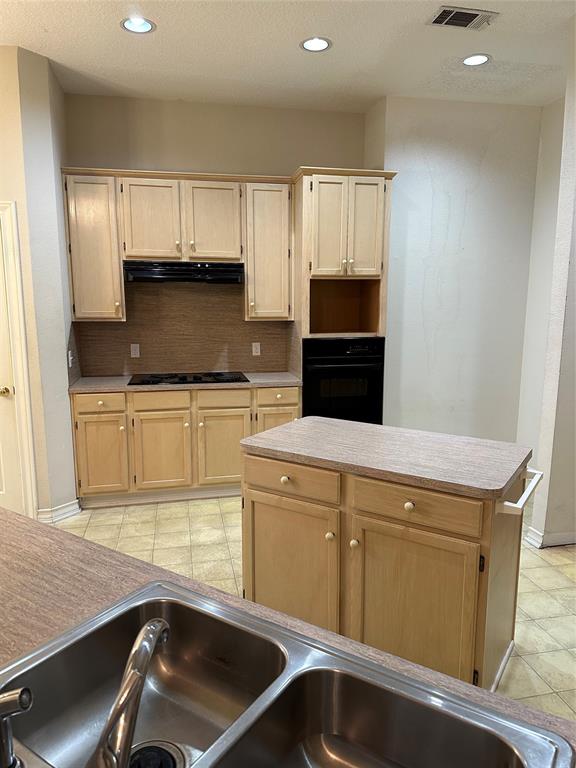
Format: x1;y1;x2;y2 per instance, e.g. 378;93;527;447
6;595;285;767
0;582;572;768
214;669;526;768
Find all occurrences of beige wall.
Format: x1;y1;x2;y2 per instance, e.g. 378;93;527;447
363;97;387;170
65;94;365;174
0;46;77;517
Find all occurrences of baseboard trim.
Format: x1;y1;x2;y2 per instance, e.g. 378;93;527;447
80;485;241;510
37;499;82;524
525;526;575;548
490;640;514;692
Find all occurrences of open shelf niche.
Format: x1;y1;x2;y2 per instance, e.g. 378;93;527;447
309;279;381;335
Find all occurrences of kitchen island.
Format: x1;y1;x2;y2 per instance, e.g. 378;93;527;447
241;416;539;689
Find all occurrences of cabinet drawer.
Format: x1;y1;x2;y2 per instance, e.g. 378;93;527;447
132;391;191;411
256;387;299;406
351;477;483;538
74;393;126;414
197;389;251;408
244;456;340;505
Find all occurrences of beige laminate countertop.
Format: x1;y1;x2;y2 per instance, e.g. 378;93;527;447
0;508;573;749
241;416;532;500
69;371;301;393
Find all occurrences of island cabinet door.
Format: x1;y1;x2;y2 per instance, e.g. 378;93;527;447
347;515;479;682
243;490;340;632
197;408;251;485
254;405;299;433
132;410;192;489
75;413;130;494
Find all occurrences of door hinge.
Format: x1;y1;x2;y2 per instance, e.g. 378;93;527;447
250;412;253;421
133;474;137;483
239;187;242;198
120;183;123;193
68;242;71;255
288;303;291;313
288;248;291;259
472;670;479;686
72;302;76;314
240;244;243;255
479;555;485;572
241;496;245;510
123;242;126;252
242;588;246;599
309;261;312;272
384;182;387;192
288;190;291;200
132;417;135;427
64;180;68;192
74;421;78;430
78;478;81;488
255;412;258;421
309;181;313;191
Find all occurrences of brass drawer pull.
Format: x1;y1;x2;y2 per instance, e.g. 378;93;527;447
325;531;335;541
404;501;415;512
349;539;360;549
280;475;290;485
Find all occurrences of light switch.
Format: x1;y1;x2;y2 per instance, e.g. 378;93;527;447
130;343;140;358
252;342;261;356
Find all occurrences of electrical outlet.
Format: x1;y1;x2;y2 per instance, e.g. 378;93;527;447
130;343;140;358
252;342;261;357
67;350;74;369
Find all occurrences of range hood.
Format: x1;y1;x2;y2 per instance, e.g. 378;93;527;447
124;261;244;284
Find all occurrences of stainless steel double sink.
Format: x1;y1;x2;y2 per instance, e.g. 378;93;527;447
0;582;573;768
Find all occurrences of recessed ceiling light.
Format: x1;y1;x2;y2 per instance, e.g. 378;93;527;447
300;37;332;52
121;16;156;34
463;53;490;66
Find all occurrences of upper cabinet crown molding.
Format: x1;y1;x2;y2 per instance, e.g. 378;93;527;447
65;175;125;321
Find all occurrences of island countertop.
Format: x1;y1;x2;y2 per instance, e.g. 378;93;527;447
0;508;574;749
240;416;532;499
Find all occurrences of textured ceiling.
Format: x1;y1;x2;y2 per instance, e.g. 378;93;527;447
0;0;573;111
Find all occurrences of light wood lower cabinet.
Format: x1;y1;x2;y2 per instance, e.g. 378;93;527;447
75;413;129;494
347;514;479;681
255;405;299;433
243;490;339;632
197;407;251;485
133;410;192;490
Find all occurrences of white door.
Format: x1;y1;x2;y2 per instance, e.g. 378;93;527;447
0;225;24;514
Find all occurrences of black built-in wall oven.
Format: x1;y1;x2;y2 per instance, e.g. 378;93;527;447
302;337;385;424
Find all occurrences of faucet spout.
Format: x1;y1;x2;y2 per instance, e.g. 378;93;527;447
86;618;169;768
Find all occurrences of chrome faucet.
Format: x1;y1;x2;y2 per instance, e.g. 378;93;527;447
86;618;169;768
0;687;33;768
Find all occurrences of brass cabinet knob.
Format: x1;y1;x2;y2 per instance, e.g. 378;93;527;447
276;393;282;399
97;400;104;406
342;259;348;264
325;531;336;541
404;501;415;512
280;475;290;485
0;386;10;397
349;538;360;549
184;422;190;428
249;301;255;307
198;422;204;427
114;301;121;308
189;240;195;249
119;425;125;431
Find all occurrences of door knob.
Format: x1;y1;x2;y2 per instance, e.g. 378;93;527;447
349;538;360;549
280;475;290;485
0;386;10;397
404;501;415;512
325;531;335;541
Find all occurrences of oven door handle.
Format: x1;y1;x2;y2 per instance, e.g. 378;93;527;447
305;362;384;371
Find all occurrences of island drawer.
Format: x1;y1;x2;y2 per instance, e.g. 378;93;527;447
256;387;300;406
197;389;251;408
74;393;126;413
351;477;483;538
132;391;191;411
244;455;340;505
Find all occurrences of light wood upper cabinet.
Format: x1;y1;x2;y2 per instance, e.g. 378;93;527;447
75;413;129;494
65;176;124;320
243;490;340;631
120;178;182;260
347;177;385;276
197;407;251;485
311;175;349;276
245;183;291;319
133;409;192;489
310;174;385;278
181;181;242;261
347;515;479;682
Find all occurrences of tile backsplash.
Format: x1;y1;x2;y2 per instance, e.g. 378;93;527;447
74;283;291;375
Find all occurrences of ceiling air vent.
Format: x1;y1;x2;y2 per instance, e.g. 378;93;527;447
429;6;499;29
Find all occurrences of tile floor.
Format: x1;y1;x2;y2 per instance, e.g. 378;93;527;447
55;497;576;721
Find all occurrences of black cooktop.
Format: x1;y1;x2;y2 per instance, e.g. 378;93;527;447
128;372;249;386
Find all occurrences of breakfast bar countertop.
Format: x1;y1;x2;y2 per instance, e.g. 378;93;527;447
241;416;532;499
0;507;574;750
69;371;301;393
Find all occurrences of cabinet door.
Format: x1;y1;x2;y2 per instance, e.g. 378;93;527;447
76;413;129;494
255;405;298;433
348;515;479;681
311;175;349;276
181;181;241;261
66;176;124;320
133;410;192;489
120;178;182;260
347;177;385;276
197;408;251;484
244;490;339;631
245;183;291;319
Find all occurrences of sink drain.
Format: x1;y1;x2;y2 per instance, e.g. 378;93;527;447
130;741;185;768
